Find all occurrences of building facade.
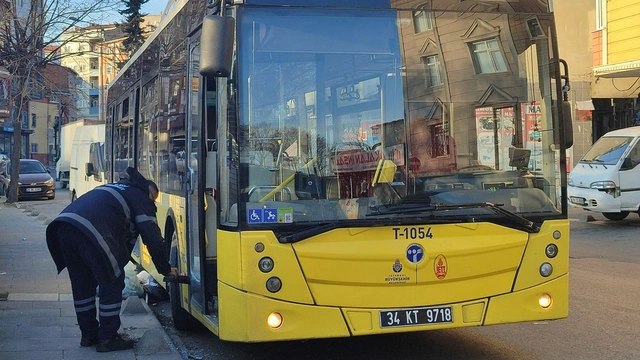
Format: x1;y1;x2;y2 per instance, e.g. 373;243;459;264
60;24;120;121
590;0;640;141
60;16;161;122
28;99;58;164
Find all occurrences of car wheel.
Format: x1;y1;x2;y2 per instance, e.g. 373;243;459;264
602;212;629;221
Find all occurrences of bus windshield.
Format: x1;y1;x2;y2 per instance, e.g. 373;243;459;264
226;7;564;234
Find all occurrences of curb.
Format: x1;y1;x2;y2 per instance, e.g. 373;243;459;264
139;299;190;360
122;296;185;360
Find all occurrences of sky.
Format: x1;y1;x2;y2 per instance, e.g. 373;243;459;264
99;0;170;24
141;0;169;16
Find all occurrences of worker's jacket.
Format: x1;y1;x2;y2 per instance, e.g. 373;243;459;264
46;167;170;281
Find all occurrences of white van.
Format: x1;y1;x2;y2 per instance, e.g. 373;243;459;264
568;126;640;220
69;124;106;202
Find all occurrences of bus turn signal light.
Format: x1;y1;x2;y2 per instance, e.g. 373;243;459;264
267;312;283;328
539;294;552;308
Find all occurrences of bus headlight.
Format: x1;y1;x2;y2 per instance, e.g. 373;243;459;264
539;262;553;277
267;312;283;328
266;277;282;293
539;294;552;308
258;257;274;273
545;244;558;258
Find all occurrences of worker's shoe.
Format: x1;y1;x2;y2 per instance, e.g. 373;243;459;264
95;334;135;352
80;336;98;347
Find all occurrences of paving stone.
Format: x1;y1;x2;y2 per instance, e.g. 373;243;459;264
30;316;79;327
7;293;59;301
0;350;63;360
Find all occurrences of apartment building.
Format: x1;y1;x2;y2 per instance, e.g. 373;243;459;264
60;16;161;122
60;24;121;121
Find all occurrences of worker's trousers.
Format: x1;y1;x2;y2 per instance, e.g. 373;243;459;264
56;223;125;340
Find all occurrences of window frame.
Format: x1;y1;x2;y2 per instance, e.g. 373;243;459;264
468;38;509;75
413;9;433;33
595;0;606;30
423;54;444;88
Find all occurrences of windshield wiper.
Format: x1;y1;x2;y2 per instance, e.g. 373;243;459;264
279;222;340;243
367;202;539;232
581;159;608;169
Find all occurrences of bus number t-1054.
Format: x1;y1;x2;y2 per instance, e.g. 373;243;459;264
393;227;433;240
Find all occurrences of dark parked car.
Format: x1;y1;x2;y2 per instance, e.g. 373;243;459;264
0;159;55;200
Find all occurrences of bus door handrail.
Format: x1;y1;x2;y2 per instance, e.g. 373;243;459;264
248;185;291;201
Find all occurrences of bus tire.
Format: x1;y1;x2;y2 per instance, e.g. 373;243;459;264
602;212;628;221
168;230;199;330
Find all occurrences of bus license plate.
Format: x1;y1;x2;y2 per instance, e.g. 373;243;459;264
379;306;453;328
26;188;41;192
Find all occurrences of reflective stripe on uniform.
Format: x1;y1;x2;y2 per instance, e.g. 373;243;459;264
96;186;131;221
74;296;96;313
135;214;157;224
99;302;122;317
56;213;122;278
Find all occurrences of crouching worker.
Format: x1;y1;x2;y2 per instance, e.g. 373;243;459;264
46;167;178;352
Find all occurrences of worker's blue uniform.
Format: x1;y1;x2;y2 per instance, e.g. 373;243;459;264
46;167;171;341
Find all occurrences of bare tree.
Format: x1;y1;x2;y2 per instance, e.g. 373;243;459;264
0;0;119;202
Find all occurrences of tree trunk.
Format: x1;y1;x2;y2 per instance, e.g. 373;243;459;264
6;77;26;204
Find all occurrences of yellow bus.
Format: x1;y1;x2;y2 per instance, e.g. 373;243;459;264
106;0;572;342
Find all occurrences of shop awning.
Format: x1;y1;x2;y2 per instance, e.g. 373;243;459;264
576;100;595;111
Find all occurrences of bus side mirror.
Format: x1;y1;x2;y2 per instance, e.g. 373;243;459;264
200;15;235;77
562;101;573;149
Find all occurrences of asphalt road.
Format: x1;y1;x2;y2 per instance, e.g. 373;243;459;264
29;188;640;360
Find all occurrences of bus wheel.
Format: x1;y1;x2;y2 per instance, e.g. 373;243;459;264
603;212;629;221
168;231;199;330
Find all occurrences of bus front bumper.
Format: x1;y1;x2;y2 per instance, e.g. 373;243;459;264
217;275;568;342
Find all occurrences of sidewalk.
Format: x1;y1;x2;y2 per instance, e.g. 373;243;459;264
0;202;183;360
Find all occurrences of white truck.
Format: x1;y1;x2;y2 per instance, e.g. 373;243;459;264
55;120;102;189
68;123;106;202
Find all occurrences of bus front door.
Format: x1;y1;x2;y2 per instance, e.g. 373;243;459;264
186;37;207;315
